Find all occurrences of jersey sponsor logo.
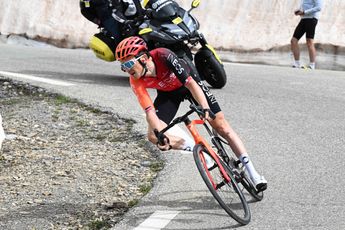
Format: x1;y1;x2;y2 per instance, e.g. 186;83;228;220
167;53;185;75
158;73;177;88
142;71;180;90
197;81;217;104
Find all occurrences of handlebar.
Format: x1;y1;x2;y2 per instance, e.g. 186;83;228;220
154;129;170;146
190;104;216;120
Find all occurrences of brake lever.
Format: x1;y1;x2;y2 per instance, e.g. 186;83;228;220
189;104;202;113
204;109;216;120
153;129;170;146
189;104;216;120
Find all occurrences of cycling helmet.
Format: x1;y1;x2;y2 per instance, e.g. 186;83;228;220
115;36;148;61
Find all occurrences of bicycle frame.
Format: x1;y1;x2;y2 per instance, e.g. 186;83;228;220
156;104;253;225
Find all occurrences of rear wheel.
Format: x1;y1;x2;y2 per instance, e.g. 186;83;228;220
193;144;250;225
212;130;264;201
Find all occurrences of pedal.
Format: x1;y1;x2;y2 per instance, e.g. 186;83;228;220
208;164;217;171
256;183;267;192
234;160;241;167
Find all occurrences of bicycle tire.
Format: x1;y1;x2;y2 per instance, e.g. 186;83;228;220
193;144;251;225
212;130;264;201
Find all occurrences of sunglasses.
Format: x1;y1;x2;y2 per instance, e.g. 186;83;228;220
121;55;142;72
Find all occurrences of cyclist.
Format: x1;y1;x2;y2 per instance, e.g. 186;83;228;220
115;36;267;191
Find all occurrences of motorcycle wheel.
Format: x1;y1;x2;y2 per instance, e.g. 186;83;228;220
194;48;227;89
181;55;201;79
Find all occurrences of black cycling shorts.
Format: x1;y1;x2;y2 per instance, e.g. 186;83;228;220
153;78;221;125
293;18;318;40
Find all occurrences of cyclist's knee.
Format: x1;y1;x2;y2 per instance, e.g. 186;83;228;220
212;113;228;132
212;113;236;136
217;126;232;138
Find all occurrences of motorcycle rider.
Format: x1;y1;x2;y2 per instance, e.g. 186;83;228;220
115;36;268;191
79;0;144;42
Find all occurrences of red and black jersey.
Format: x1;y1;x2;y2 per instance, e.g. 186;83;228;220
130;48;193;112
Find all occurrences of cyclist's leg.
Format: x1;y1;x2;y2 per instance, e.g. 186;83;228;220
187;76;245;156
208;112;246;157
209;113;267;191
190;76;267;190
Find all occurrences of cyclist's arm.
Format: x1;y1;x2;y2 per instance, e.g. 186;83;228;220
130;77;166;131
163;50;210;111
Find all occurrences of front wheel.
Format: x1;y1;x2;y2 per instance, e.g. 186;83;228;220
193;144;251;225
194;48;227;89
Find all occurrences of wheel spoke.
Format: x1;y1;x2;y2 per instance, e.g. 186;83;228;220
212;129;264;201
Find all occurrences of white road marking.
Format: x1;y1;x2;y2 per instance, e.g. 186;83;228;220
134;211;180;230
0;71;75;86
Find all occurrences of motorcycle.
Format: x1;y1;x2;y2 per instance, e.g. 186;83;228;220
89;0;227;88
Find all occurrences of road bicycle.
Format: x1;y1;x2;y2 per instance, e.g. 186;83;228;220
154;103;264;225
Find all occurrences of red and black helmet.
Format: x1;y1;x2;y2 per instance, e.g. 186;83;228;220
115;36;148;61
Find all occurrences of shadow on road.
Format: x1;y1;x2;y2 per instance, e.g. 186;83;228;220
22;70;130;87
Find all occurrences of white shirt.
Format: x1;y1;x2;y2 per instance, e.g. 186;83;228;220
300;0;323;19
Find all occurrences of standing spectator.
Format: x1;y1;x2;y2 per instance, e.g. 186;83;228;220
291;0;323;69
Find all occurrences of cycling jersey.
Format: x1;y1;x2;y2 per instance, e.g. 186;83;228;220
130;48;221;124
130;48;193;112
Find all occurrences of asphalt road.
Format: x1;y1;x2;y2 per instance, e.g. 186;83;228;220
1;44;345;229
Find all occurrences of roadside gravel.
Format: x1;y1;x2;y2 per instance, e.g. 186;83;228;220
0;77;163;229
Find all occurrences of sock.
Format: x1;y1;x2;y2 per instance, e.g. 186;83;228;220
309;62;315;69
293;60;301;67
239;154;260;179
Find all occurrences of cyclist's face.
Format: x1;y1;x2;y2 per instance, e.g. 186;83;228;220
121;55;145;78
